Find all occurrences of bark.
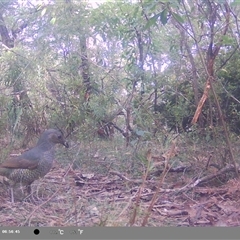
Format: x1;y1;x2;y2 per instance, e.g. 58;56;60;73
0;11;14;48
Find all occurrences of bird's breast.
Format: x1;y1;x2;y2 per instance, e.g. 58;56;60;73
36;149;55;177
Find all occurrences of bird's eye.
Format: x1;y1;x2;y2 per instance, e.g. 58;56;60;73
58;135;62;139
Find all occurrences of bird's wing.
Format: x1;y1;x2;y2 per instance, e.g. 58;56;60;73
0;156;39;170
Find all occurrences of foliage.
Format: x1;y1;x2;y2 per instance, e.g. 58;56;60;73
0;0;240;143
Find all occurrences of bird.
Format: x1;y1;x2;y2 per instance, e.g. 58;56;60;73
0;128;69;202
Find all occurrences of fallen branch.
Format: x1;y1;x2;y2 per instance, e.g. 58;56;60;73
174;164;237;195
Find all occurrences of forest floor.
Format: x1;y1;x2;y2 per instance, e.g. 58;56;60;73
1;134;240;226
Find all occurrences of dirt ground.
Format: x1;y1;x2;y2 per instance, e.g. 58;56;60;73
1;163;240;227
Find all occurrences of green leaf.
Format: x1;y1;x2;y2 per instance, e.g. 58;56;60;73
172;12;184;23
160;9;168;25
37;4;43;11
50;17;56;25
135;129;147;137
41;8;47;17
133;6;139;19
130;139;138;146
217;0;226;4
169;0;181;9
220;69;228;73
231;0;240;6
144;13;161;30
221;35;235;45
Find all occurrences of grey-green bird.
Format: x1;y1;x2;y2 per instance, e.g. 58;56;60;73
0;129;69;202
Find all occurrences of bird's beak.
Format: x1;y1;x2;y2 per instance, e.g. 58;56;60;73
58;137;69;148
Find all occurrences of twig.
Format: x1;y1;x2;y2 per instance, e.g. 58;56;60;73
174;164;238;195
141;141;176;226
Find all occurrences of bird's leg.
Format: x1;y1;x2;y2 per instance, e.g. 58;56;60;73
10;187;14;203
26;184;34;202
27;184;31;194
2;178;14;203
26;184;38;204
